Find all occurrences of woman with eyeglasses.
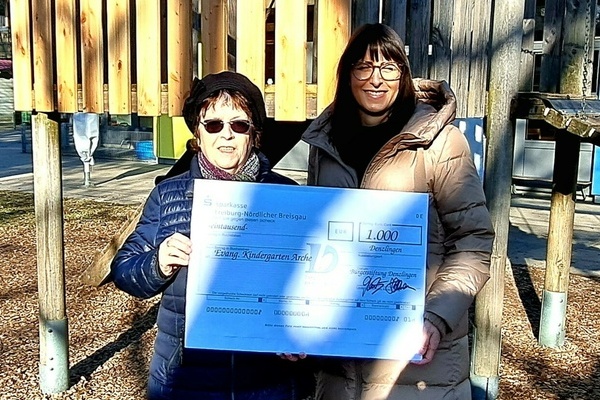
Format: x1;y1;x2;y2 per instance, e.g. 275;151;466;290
300;23;494;399
110;71;313;400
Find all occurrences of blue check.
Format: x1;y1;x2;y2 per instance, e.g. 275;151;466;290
185;180;428;360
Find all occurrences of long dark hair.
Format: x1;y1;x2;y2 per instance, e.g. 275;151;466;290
330;23;416;141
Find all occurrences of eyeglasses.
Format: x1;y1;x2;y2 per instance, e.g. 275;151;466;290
351;62;402;81
198;119;253;134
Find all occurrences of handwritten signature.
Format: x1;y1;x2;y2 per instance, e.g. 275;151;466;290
361;276;416;296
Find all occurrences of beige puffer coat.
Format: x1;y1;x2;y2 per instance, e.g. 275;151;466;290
301;79;494;400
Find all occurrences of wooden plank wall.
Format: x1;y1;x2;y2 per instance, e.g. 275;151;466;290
11;0;496;120
201;0;492;121
201;0;491;120
11;0;192;117
204;0;351;120
352;0;493;119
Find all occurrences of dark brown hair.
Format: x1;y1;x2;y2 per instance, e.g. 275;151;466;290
330;23;416;141
188;89;261;152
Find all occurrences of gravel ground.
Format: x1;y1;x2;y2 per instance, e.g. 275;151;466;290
1;190;599;399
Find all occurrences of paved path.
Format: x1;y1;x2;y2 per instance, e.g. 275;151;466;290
1;130;599;276
0;129;170;204
508;194;600;276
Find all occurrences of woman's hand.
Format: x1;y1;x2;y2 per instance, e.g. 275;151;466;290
277;352;307;362
158;233;192;277
410;319;441;365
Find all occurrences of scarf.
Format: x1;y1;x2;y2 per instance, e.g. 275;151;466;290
198;150;260;182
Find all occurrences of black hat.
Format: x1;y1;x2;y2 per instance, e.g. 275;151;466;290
182;71;267;134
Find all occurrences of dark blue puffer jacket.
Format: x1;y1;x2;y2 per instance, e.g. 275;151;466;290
111;153;314;400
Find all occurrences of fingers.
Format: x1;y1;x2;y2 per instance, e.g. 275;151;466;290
158;233;192;277
410;320;441;365
166;232;193;254
276;352;307;362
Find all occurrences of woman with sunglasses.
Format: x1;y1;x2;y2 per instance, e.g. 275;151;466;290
111;71;313;400
301;23;494;399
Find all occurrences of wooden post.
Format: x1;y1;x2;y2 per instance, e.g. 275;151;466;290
539;0;596;347
32;114;69;394
471;0;524;398
540;129;579;346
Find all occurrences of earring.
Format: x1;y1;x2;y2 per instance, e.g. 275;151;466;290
196;137;201;147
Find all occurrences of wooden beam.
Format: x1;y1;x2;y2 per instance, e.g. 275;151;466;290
32;0;54;112
383;0;407;42
315;0;350;114
451;0;474;118
9;0;33;111
80;0;104;113
107;0;132;115
407;0;431;79
55;0;78;113
539;0;565;93
81;204;143;287
135;0;161;116
467;0;492;117
264;83;318;119
352;0;379;30
518;0;537;92
430;0;453;82
274;0;307;121
167;0;193;116
236;0;265;91
201;0;227;75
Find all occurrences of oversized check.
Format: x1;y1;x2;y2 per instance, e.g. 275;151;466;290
185;180;428;360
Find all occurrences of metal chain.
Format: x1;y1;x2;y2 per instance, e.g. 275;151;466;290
580;0;592;118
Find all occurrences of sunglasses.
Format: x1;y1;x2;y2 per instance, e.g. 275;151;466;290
198;119;253;134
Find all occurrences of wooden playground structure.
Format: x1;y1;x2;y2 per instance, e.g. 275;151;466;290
6;0;600;398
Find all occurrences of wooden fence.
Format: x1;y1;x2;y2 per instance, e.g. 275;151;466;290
10;0;191;116
9;0;497;122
